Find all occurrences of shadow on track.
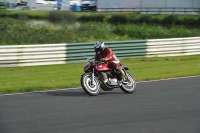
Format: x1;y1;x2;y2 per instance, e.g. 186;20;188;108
36;88;125;97
36;90;86;97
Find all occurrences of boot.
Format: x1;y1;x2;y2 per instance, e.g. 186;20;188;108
117;69;129;84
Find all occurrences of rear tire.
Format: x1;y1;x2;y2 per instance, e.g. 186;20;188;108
81;73;100;96
119;72;136;93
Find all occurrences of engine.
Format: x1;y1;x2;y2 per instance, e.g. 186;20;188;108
99;71;118;86
107;78;118;86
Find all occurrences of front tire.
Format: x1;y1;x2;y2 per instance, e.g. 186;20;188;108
81;73;100;96
119;72;136;93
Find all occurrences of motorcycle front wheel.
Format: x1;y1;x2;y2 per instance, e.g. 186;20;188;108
81;73;100;96
119;71;136;93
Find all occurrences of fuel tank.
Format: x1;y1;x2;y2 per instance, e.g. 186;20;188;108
94;63;111;72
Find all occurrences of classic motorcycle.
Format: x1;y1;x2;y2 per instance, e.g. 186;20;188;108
80;57;136;96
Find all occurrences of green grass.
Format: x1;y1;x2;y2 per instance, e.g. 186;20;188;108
1;12;200;45
0;55;199;94
0;19;200;45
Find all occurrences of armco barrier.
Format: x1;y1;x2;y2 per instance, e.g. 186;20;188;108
0;43;67;67
0;37;200;67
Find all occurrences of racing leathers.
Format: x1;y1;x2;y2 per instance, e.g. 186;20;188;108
94;47;125;83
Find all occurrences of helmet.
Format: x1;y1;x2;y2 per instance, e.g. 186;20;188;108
94;41;105;53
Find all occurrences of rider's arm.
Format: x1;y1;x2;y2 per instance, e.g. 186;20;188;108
95;54;101;61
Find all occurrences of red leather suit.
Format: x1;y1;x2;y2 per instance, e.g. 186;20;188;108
95;47;120;69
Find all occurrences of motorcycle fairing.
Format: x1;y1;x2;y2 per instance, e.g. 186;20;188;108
94;63;111;72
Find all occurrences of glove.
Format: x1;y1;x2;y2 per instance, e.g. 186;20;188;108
96;58;104;62
100;58;104;62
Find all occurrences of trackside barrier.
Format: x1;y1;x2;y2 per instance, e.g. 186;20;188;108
97;7;200;14
0;43;67;67
0;37;200;67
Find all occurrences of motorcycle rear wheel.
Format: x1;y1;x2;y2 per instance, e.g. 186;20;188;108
119;72;136;93
81;73;100;96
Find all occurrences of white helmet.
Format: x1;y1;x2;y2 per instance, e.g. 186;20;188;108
94;41;105;53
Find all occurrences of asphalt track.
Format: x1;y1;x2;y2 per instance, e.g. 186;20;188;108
0;76;200;133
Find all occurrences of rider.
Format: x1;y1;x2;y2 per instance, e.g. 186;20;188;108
94;41;128;84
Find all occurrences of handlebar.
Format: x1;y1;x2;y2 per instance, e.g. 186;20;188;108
94;60;105;64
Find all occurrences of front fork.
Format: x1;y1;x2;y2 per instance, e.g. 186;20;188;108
120;69;128;80
91;68;95;86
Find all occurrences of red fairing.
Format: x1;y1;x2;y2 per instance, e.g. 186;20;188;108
94;63;112;72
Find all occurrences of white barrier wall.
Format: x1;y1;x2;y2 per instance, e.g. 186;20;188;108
0;43;67;67
0;37;200;67
146;37;200;57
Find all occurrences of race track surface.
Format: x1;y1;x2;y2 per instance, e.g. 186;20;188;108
0;76;200;133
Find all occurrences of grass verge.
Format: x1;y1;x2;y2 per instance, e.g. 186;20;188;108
0;55;200;94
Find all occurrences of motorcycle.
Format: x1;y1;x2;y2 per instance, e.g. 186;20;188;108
80;57;136;96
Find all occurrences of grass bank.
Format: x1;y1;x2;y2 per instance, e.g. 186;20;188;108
0;55;199;94
0;11;200;45
0;19;200;45
1;10;200;26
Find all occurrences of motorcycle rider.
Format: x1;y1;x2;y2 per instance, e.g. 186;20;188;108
94;41;128;85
